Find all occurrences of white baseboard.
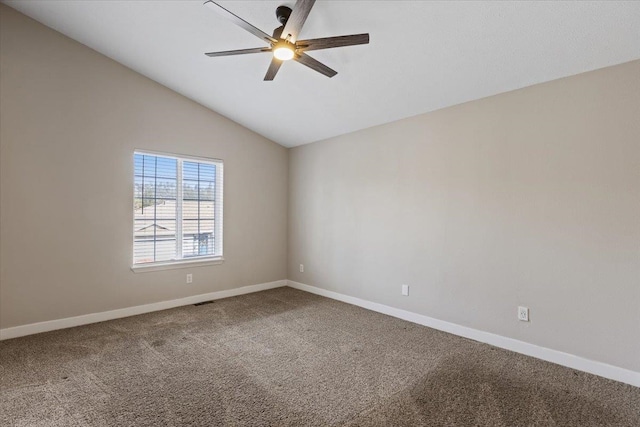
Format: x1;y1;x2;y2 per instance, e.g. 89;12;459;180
0;280;287;340
3;278;637;388
287;280;640;388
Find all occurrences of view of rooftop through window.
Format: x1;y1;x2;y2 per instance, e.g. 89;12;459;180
133;152;222;265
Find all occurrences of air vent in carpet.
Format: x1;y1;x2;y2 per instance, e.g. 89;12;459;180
194;300;215;306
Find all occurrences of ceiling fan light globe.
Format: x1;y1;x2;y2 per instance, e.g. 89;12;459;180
273;46;294;61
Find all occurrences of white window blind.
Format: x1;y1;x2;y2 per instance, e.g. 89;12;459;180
133;151;223;266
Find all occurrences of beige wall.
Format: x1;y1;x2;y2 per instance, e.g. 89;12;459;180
0;5;288;329
288;60;640;372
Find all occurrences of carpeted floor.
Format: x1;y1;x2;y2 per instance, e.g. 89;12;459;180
1;287;638;426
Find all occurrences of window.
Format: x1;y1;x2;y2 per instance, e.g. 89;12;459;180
133;151;223;269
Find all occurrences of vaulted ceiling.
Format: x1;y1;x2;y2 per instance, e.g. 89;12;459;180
5;1;640;147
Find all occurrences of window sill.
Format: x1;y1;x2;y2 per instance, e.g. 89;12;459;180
131;257;224;273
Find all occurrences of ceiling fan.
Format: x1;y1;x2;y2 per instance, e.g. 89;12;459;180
203;0;370;80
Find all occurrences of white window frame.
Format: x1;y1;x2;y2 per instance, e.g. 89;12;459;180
131;150;224;272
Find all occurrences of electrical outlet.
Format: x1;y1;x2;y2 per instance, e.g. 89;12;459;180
401;284;409;296
186;273;193;284
518;306;529;322
299;264;304;273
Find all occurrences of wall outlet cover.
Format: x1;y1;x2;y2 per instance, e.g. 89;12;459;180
518;306;529;322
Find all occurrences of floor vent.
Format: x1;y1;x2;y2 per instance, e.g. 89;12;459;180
194;300;215;307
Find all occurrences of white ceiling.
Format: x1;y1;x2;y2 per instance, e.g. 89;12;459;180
5;1;640;147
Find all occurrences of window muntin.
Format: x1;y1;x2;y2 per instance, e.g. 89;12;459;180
133;151;223;266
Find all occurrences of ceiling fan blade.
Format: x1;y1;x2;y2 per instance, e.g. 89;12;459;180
205;47;272;57
294;52;337;78
204;1;276;44
282;0;315;43
264;58;283;81
297;33;369;52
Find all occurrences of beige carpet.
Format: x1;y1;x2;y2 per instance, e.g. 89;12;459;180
1;287;638;426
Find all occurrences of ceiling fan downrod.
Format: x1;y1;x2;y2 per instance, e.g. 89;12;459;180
273;6;292;40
